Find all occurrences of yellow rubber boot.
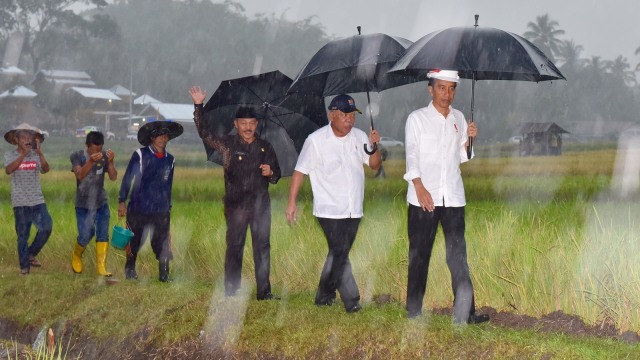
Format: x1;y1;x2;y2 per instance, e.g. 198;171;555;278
96;242;112;277
72;243;85;273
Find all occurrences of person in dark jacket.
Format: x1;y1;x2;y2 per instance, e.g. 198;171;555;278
118;120;183;282
189;86;280;300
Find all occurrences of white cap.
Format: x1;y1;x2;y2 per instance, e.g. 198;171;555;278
427;69;460;83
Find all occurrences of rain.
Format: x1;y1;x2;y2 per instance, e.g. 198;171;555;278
2;0;640;357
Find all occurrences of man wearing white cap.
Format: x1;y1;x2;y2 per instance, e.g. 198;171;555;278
403;69;489;324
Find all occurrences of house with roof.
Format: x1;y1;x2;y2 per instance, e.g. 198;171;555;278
31;69;96;93
133;94;161;105
518;122;570;156
138;103;194;123
0;85;37;99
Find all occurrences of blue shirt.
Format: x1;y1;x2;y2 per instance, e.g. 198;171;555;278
119;146;175;213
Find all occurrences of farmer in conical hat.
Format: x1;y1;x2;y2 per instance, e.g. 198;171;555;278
118;120;183;282
3;123;52;275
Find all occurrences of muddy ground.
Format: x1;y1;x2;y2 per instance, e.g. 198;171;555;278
1;306;639;359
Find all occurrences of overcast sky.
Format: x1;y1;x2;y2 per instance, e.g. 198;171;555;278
239;0;640;64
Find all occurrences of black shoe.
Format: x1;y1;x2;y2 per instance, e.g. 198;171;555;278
257;293;280;301
315;298;335;306
159;259;172;282
345;303;362;313
125;256;137;280
468;313;490;324
125;268;138;280
407;310;422;319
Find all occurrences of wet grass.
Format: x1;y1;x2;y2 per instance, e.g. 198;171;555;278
1;139;639;357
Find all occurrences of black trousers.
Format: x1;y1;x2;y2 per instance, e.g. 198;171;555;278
224;197;271;298
126;211;172;261
315;217;361;309
406;205;476;320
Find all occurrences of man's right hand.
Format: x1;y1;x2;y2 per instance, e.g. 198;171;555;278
118;202;126;218
189;86;207;105
89;152;103;162
413;180;435;212
285;203;298;225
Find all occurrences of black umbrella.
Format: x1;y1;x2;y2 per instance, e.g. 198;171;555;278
389;15;566;158
202;70;327;176
288;28;420;154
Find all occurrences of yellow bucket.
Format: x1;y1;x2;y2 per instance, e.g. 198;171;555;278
111;225;134;250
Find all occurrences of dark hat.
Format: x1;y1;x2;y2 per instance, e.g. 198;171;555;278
327;94;361;114
235;106;257;119
137;120;183;146
4;122;45;145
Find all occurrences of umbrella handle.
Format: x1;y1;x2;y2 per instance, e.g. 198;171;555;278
467;137;473;159
364;142;378;155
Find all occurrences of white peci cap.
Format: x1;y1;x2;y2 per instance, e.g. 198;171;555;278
427;69;460;83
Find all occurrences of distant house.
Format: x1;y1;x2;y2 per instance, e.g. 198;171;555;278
0;85;37;99
110;84;136;99
138;103;194;123
68;87;121;102
133;94;161;105
0;66;27;76
31;69;96;92
518;122;570;156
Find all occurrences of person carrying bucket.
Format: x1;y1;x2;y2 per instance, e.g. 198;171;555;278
70;131;118;276
118;120;183;282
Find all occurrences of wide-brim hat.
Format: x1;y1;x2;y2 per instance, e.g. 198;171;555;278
4;122;45;145
137;120;183;146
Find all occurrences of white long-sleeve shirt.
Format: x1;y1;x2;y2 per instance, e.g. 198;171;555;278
404;101;473;208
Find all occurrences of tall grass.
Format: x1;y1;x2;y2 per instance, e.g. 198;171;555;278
2;138;640;339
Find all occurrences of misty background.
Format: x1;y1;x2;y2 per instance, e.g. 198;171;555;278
1;0;639;144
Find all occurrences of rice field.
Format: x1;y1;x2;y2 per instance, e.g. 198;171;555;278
2;137;640;347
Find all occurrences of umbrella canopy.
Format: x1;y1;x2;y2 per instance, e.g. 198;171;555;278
389;26;565;82
203;70;327;176
388;23;566;158
288;32;418;96
288;31;419;154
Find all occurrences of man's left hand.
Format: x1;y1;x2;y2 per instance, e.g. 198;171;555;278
369;128;381;144
259;164;272;177
467;121;478;138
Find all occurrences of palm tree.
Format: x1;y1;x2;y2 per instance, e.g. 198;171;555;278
586;56;608;72
523;14;565;61
607;55;636;86
557;39;586;71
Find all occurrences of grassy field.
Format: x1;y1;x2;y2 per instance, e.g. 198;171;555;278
1;138;639;358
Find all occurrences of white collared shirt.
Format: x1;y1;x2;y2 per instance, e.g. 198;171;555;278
295;124;371;218
404;101;473;207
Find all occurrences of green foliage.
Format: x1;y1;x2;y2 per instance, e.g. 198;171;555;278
2;140;640;357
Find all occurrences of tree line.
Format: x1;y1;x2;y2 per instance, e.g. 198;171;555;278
1;2;639;143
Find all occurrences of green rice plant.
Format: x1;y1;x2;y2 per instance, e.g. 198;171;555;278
4;141;640;356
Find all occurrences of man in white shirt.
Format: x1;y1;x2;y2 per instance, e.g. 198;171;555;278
404;69;489;324
286;94;381;313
